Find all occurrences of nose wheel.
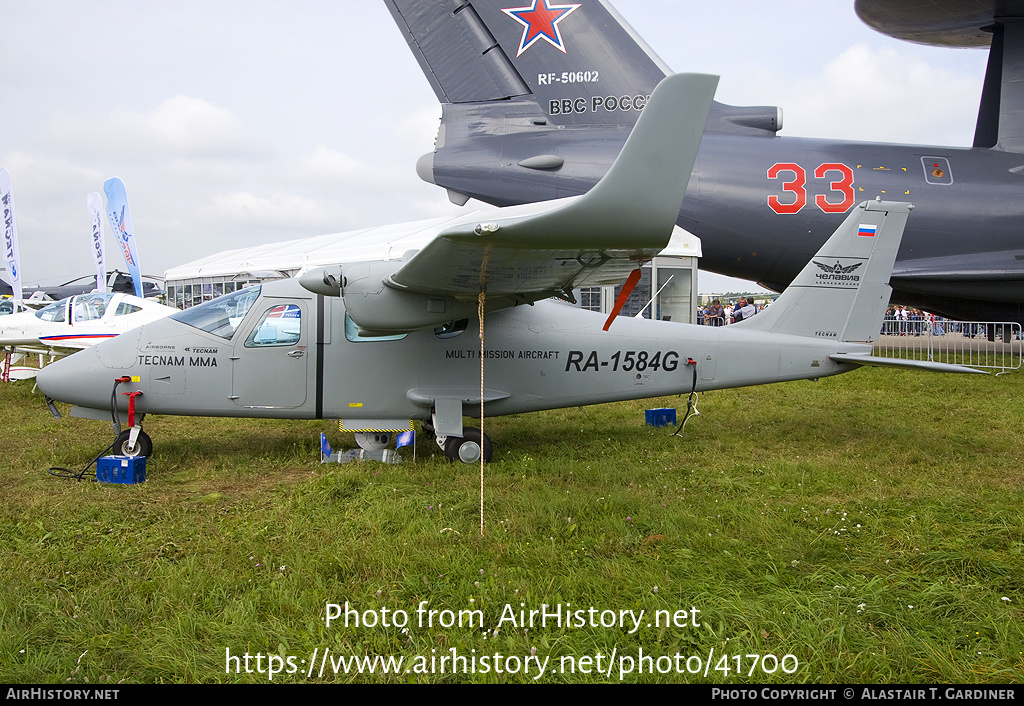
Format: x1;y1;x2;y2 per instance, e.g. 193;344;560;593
441;427;492;463
114;429;153;457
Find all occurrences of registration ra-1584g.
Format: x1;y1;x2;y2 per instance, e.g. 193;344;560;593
565;350;681;373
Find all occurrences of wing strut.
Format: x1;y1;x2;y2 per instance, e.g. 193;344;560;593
603;267;643;331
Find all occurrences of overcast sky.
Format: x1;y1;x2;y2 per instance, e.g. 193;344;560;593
1;1;989;294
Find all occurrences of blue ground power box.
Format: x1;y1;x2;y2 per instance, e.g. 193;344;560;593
96;455;146;484
645;408;677;427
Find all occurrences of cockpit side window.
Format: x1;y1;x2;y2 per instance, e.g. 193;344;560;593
115;302;143;316
344;315;407;342
244;304;302;347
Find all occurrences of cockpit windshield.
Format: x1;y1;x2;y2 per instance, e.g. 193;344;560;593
169;286;261;340
35;300;67;322
34;293;118;323
72;293;113;322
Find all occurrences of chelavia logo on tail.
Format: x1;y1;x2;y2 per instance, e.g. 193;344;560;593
812;260;864;286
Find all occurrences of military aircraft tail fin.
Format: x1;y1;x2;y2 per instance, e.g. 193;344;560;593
974;22;1024;152
384;0;669;127
736;200;911;343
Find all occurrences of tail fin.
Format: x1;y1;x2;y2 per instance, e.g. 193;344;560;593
738;200;911;343
385;0;669;127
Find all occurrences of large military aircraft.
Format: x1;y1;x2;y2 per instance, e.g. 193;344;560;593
385;0;1024;324
1;271;163;303
35;75;979;461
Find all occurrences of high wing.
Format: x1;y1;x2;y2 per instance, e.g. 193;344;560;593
389;72;716;296
300;72;718;334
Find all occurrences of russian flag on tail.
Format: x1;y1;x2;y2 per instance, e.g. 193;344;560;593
858;223;878;237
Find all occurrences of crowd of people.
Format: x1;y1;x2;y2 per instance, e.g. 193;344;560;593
882;306;937;336
691;300;1020;339
879;306;1021;338
696;296;768;326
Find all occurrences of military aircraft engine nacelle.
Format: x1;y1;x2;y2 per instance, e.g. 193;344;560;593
298;262;479;337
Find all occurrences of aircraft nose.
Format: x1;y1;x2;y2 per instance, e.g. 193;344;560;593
37;345;120;410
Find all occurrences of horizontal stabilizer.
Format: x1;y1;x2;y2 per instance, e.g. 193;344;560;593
829;353;987;375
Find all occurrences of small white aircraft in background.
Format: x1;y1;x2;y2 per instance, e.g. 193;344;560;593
1;292;177;380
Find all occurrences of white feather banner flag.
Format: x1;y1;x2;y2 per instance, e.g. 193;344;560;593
87;192;107;293
0;168;23;307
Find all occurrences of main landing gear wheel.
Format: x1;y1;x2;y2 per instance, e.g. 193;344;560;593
114;429;153;458
355;431;393;451
443;427;493;463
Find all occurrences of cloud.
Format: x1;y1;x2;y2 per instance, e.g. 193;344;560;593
293;145;394;187
200;190;351;231
740;44;983;146
1;152;104;194
395;106;444;148
48;95;264;160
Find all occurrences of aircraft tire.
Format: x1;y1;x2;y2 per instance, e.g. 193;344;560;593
114;429;153;458
443;427;492;463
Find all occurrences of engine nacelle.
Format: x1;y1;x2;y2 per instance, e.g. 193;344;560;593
299;262;479;335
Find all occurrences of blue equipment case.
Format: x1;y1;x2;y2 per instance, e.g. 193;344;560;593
645;408;677;427
96;455;146;484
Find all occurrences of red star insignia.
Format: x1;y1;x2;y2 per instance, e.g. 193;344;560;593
502;1;582;57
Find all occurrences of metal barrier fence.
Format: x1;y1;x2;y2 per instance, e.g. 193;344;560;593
875;316;1022;374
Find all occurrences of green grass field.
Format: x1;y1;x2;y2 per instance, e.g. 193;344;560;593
1;366;1021;684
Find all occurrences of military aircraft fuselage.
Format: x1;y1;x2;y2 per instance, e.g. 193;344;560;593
427;109;1024;323
36;277;862;426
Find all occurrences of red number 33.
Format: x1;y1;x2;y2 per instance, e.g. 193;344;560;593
767;162;855;214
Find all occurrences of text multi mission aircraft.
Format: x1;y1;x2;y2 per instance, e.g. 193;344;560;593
36;75;980;461
385;0;1024;324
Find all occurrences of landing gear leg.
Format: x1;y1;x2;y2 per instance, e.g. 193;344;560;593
442;427;493;463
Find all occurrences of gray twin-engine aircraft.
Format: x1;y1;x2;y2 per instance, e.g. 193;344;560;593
35;74;980;463
386;0;1024;324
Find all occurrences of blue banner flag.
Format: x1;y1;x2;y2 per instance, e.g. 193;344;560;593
397;430;415;448
320;433;333;460
103;177;143;298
